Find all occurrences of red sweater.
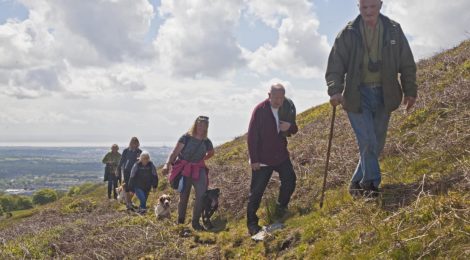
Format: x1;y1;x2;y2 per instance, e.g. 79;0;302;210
247;99;298;166
169;159;209;187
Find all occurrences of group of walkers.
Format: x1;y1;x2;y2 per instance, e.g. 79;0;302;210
102;0;418;235
102;117;214;230
102;137;158;214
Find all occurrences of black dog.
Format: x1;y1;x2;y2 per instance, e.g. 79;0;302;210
202;188;220;229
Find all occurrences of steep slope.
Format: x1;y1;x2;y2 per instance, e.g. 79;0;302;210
0;40;468;259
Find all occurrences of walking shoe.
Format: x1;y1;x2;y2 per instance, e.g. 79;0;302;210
248;224;262;236
137;208;147;215
274;205;288;221
349;182;363;197
126;204;135;211
192;222;206;231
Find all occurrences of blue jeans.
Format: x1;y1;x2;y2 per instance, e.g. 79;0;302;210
134;188;149;209
347;85;390;188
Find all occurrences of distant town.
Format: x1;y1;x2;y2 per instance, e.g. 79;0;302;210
0;146;171;195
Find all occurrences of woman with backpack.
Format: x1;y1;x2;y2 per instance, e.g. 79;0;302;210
162;116;215;231
128;151;158;214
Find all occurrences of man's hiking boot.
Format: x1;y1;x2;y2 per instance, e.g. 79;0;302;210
349;182;363;197
248;224;262;236
362;183;380;199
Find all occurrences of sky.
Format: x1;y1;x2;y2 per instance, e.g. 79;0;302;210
0;0;469;147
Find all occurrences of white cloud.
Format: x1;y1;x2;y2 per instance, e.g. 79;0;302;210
0;0;156;99
47;0;155;64
243;0;330;79
154;0;245;78
3;0;467;145
383;0;470;59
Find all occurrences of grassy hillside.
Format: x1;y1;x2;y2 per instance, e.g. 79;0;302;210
0;41;469;259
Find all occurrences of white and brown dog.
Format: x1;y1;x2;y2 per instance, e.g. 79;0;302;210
155;194;171;219
116;183;128;204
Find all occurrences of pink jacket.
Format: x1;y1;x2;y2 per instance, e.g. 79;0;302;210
169;159;209;187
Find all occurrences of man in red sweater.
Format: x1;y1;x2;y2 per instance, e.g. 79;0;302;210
246;83;298;235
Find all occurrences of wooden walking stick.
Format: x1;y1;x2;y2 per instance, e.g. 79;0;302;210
319;105;336;208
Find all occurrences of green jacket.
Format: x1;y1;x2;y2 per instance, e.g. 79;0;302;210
325;14;417;113
102;152;122;172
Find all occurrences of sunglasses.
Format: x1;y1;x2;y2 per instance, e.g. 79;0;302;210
197;116;209;122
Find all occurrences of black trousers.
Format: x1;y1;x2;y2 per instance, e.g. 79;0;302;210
123;170;131;192
246;158;296;227
107;175;118;199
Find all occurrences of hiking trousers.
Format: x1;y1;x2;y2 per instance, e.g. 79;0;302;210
178;169;207;225
247;158;296;227
347;85;391;188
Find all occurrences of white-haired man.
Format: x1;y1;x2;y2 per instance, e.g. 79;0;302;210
325;0;417;197
246;83;298;235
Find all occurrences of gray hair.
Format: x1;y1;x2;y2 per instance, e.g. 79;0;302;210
140;151;150;160
358;0;383;4
270;83;286;94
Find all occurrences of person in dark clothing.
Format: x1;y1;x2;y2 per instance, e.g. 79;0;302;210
102;144;122;200
162;116;215;231
118;137;142;210
128;151;158;214
246;83;298;236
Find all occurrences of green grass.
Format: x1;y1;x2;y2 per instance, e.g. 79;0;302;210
0;208;37;229
296;103;330;129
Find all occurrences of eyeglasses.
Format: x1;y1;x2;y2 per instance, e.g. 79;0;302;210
197;116;209;122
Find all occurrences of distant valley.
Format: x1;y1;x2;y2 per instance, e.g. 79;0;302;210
0;146;171;194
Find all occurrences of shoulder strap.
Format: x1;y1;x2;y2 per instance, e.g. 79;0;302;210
187;139;204;162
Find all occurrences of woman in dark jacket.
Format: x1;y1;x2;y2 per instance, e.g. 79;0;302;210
118;137;142;210
128;151;158;214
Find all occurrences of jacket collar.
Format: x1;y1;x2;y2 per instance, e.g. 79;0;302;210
348;13;392;32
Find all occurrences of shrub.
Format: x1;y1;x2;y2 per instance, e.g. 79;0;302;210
0;196;16;212
32;189;58;205
16;196;33;210
67;183;100;197
62;198;96;214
